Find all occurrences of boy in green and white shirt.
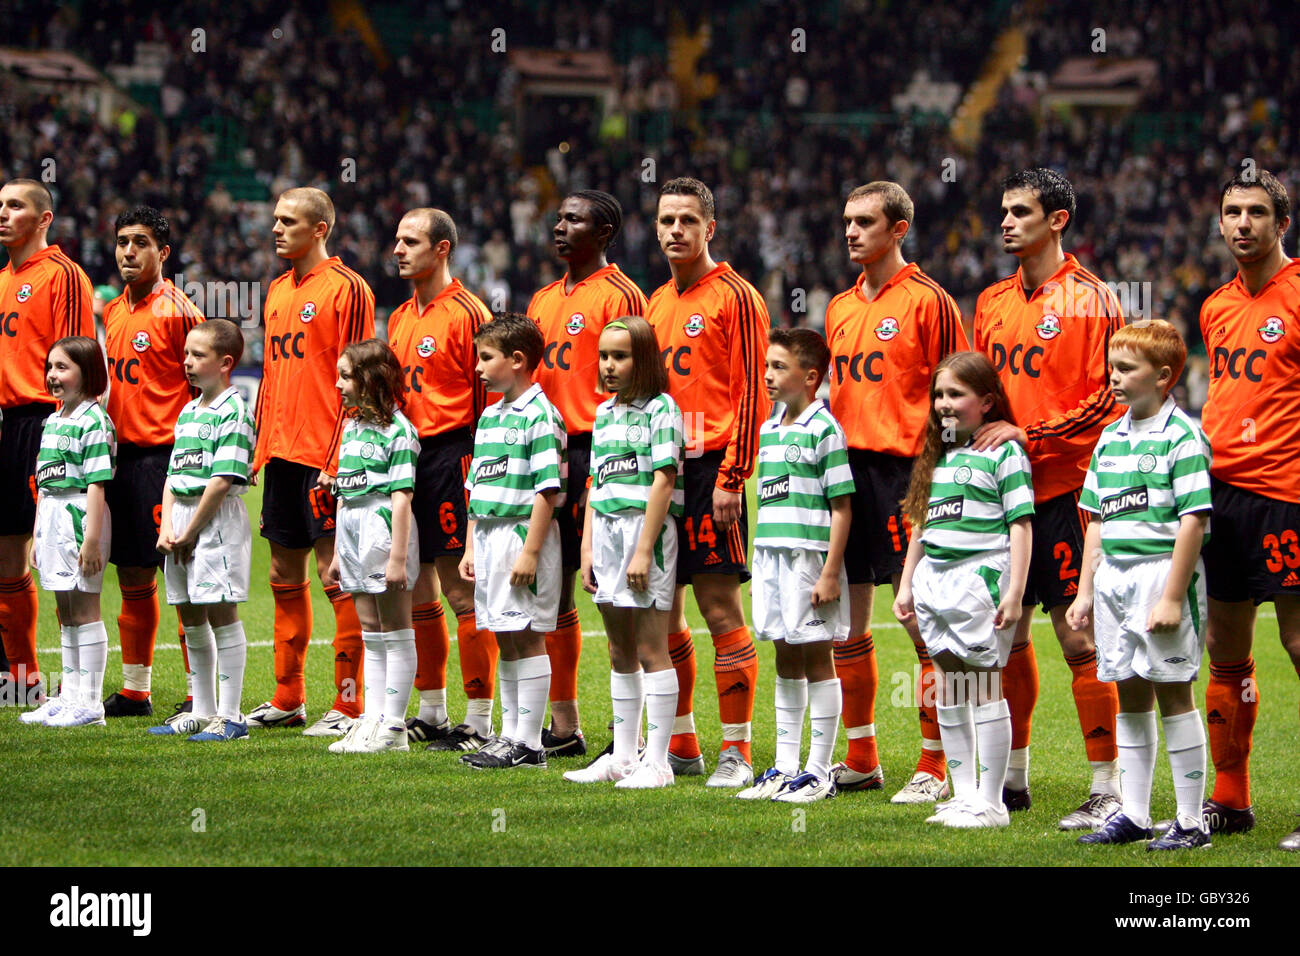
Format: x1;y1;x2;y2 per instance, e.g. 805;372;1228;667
1067;320;1213;851
741;329;854;804
459;314;566;769
152;320;255;742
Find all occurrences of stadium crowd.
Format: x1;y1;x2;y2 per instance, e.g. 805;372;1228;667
2;0;1297;391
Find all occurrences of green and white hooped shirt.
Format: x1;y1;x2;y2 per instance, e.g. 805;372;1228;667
165;387;255;497
1078;395;1212;559
920;439;1035;561
36;400;116;491
466;383;567;520
589;392;685;517
336;411;419;501
754;399;855;551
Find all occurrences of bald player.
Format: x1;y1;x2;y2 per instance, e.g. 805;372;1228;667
0;178;93;705
531;189;647;759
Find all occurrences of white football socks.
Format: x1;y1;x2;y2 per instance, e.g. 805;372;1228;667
1164;709;1207;831
497;658;519;743
644;668;678;768
212;621;247;720
185;622;216;717
513;654;550;751
611;669;644;765
774;676;807;776
362;631;385;723
74;621;108;705
383;629;416;724
59;625;79;702
806;677;841;780
1116;710;1158;828
974;698;1012;808
937;701;977;799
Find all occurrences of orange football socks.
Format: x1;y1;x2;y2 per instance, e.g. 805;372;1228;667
668;628;700;759
713;625;757;761
118;581;159;700
1207;657;1257;809
270;581;312;711
834;632;879;773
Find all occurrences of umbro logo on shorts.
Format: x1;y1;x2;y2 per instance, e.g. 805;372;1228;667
1100;487;1148;519
805;619;824;628
476;456;509;482
1163;656;1188;664
925;495;963;525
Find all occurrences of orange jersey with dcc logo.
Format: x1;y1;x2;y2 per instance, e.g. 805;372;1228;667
1200;258;1300;502
826;263;967;457
974;254;1124;501
647;262;770;492
104;280;204;447
388;278;491;438
530;263;647;434
254;256;374;473
0;244;94;407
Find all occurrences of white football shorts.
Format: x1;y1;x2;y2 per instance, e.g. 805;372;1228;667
751;545;849;645
472;517;561;633
1094;554;1205;683
164;494;251;605
912;549;1015;668
590;510;677;611
33;490;112;594
336;495;420;594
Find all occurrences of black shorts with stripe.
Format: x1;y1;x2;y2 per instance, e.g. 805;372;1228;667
413;428;473;561
1202;477;1300;605
0;403;54;535
556;433;590;570
845;448;913;585
259;458;336;549
1023;488;1087;611
106;444;171;568
675;449;750;584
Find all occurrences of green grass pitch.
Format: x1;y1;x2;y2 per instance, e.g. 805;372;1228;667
2;483;1297;867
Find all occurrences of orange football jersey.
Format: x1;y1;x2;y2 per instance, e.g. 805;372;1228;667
1200;258;1300;501
104;280;204;446
254;257;374;473
388;278;491;439
530;263;647;434
647;262;771;492
0;245;94;407
974;254;1124;501
826;263;968;457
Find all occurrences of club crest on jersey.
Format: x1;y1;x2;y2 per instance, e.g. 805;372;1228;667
199;424;213;440
784;444;802;463
566;313;586;335
58;436;71;451
1101;487;1148;520
504;427;521;445
760;475;790;504
1137;454;1157;474
417;335;436;358
597;451;638;486
299;302;317;324
926;495;963;524
362;442;377;459
683;314;705;338
16;283;33;303
954;465;973;484
1035;313;1062;340
475;456;509;482
1259;316;1286;344
131;331;152;353
626;424;644;444
874;317;900;341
